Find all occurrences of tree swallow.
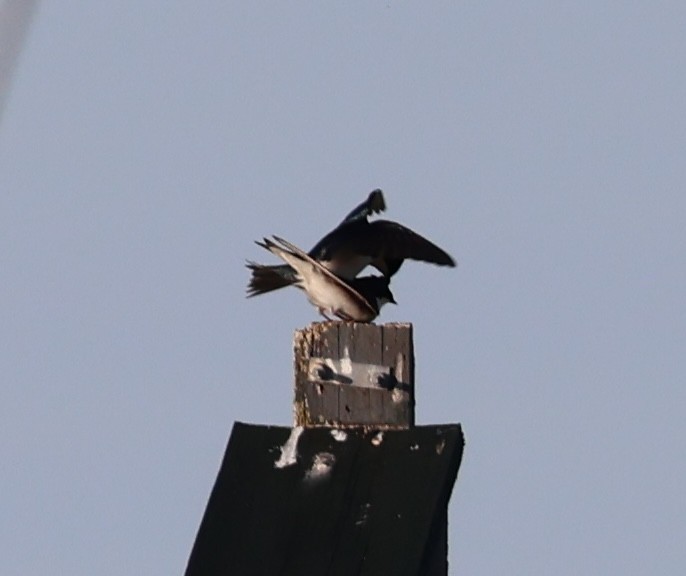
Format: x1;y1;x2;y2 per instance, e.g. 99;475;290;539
256;236;396;322
246;189;456;297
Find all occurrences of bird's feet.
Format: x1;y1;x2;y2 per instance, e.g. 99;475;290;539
318;308;334;321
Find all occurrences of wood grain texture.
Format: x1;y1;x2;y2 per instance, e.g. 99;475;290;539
293;322;414;428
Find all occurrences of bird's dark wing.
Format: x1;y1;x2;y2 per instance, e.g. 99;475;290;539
337;189;386;225
346;220;456;276
308;190;385;261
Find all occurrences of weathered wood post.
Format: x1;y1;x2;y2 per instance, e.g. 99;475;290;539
185;321;464;576
293;322;414;428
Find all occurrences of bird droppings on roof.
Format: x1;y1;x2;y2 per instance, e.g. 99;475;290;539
339;355;353;375
371;431;384;446
330;429;347;442
304;452;335;482
274;426;304;469
410;443;419;451
355;503;371;527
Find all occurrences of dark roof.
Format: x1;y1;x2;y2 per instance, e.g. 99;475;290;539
185;422;464;576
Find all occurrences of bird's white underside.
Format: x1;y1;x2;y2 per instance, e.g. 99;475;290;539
269;245;374;321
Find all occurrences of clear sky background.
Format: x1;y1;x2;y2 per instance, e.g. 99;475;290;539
2;2;685;574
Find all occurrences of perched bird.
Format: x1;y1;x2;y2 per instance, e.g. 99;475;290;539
246;189;455;298
256;236;396;322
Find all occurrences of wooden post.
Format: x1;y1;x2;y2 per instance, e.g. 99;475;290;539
293;321;414;428
185;320;464;576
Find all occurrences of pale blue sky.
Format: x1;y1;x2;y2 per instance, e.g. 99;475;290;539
2;2;685;574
